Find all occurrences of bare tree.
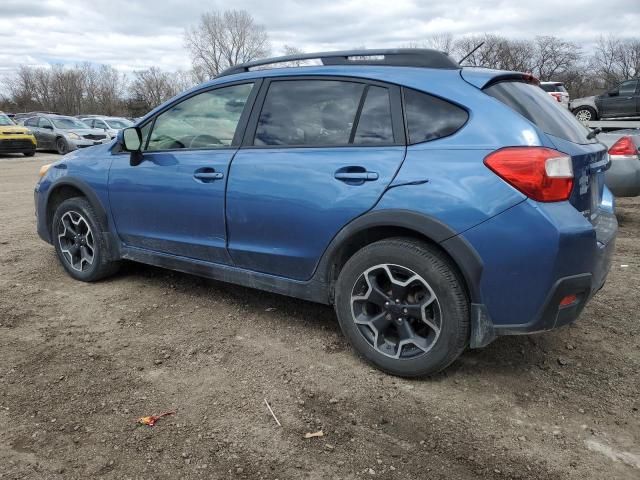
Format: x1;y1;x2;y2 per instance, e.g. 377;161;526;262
531;36;581;80
591;35;640;88
185;9;270;79
129;67;180;113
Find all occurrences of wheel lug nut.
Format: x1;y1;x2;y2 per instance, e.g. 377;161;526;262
403;308;408;314
395;299;400;303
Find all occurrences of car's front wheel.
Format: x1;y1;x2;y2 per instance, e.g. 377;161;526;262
56;137;69;155
52;197;119;282
334;238;469;377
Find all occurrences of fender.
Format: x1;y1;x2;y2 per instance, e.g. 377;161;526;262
43;177;119;260
311;209;484;304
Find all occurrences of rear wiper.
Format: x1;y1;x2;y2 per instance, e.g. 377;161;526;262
586;127;602;140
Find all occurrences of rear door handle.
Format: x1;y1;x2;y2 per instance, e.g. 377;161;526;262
334;171;379;181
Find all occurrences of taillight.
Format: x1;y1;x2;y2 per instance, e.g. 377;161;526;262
608;136;638;159
484;147;574;202
550;92;562;102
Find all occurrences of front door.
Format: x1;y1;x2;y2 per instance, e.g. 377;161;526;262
108;82;257;263
226;78;406;280
598;80;638;118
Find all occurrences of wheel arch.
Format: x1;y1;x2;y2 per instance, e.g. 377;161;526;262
314;209;483;304
46;178;110;239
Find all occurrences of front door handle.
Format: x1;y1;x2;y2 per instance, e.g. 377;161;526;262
334;170;379;182
193;168;224;182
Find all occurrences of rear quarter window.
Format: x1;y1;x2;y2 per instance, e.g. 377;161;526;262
485;81;594;145
403;88;468;144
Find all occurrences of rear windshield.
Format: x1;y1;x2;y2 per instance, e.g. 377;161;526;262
485;81;594;144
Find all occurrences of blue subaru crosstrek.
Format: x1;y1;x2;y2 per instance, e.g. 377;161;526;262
35;49;617;377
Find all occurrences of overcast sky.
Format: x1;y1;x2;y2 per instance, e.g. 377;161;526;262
1;0;639;78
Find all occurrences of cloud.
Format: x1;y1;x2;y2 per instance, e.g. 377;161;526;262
0;0;638;85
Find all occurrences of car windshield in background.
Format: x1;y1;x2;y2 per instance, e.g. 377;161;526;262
485;81;593;144
0;114;15;126
541;83;567;93
51;117;90;129
105;118;133;129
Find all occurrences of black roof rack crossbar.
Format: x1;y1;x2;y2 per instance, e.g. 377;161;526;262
217;48;460;77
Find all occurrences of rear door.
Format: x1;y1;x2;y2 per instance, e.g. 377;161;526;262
225;77;406;280
598;80;638;118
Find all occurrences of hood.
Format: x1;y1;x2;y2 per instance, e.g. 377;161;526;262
0;124;33;135
65;128;109;136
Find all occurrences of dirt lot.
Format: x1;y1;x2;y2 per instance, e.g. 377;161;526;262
0;152;638;480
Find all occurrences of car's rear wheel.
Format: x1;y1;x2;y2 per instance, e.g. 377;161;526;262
334;238;469;377
573;106;597;123
52;197;119;282
23;151;35;157
56;137;69;155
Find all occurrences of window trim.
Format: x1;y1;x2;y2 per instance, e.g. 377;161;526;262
133;78;262;154
240;75;405;150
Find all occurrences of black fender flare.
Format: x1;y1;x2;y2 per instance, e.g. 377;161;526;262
312;209;483;304
46;177;110;230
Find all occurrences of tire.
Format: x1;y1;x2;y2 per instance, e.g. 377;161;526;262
573;106;598;123
23;151;35;157
52;197;119;282
56;137;69;155
334;238;469;377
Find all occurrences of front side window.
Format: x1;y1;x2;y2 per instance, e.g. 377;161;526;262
618;80;638;96
146;83;254;151
51;117;88;129
38;118;53;129
403;88;469;144
254;80;365;146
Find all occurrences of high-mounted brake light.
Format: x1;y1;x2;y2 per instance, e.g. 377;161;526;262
608;136;638;159
484;147;574;202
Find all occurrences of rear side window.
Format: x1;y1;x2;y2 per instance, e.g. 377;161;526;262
353;86;394;144
619;80;638;96
254;80;365;146
485;81;594;144
24;117;38;127
403;88;468;144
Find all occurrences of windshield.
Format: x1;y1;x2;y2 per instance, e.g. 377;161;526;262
51;117;89;129
485;81;594;144
0;114;15;126
105;118;133;129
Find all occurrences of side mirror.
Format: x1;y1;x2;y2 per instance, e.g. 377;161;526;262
608;89;619;97
122;127;143;166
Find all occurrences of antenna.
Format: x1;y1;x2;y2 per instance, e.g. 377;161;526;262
459;42;485;65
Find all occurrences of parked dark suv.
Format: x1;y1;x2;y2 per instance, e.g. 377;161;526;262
571;78;640;122
35;49;616;377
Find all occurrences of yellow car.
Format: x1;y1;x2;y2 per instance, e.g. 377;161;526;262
0;112;37;156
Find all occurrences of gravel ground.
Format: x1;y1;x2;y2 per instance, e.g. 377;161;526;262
1;152;638;480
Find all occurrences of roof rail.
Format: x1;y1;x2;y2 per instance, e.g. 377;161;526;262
217;48;460;77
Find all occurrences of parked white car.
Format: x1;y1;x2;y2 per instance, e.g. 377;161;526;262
540;82;570;109
80;116;133;139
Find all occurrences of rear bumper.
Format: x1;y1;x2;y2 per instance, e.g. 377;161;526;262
605;156;640;197
445;197;617;347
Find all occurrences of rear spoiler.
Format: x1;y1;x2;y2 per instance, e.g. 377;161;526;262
460;68;540;89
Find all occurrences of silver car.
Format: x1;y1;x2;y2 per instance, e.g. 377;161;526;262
80;116;134;140
597;129;640;197
23;114;111;154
